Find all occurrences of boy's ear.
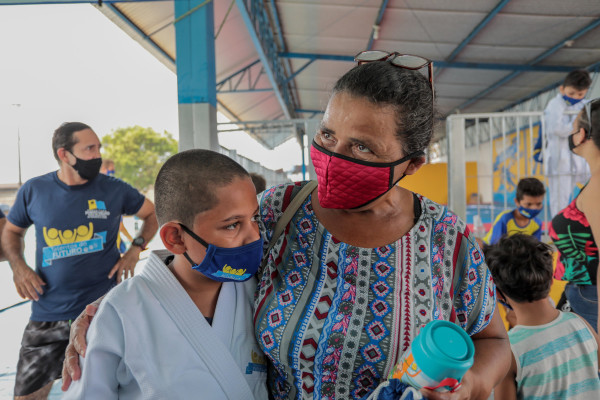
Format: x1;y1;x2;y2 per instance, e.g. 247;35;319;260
558;85;565;95
160;222;187;254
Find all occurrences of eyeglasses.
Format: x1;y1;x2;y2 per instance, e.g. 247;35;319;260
354;50;434;99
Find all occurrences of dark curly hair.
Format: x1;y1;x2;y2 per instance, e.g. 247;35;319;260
483;234;553;303
516;177;546;201
332;61;435;155
562;70;591;91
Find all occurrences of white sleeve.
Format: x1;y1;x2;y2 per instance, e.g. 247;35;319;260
63;302;126;399
544;98;574;138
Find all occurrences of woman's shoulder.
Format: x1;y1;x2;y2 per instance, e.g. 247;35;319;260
260;181;312;213
416;193;468;232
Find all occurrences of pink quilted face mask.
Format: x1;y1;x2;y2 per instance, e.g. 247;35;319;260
310;141;423;209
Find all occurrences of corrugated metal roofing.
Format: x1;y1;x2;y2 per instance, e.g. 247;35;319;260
3;0;599;146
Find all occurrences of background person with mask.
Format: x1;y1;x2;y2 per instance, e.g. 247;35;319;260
544;70;591;218
0;122;157;400
482;177;545;245
550;99;600;332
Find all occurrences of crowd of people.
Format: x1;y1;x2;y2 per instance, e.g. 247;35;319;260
0;54;598;400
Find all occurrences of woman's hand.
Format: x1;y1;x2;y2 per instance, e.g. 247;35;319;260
61;302;100;391
421;371;475;400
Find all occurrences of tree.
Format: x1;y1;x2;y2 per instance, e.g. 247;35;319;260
101;126;178;192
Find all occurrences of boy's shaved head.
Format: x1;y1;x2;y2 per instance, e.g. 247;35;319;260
155;149;249;226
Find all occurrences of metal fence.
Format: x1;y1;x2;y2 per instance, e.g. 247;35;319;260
219;146;290;188
445;111;554;237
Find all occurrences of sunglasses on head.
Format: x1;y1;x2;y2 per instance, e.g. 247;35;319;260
354;50;435;99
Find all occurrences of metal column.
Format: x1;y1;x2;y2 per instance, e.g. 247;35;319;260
447;116;467;221
175;0;219;152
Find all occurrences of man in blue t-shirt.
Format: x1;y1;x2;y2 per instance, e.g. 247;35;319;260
0;122;158;399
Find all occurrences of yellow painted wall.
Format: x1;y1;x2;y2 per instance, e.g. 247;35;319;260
402;162;479;205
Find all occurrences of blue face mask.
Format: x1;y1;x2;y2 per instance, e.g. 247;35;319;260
106;169;115;176
179;224;262;282
562;94;583;106
518;206;542;219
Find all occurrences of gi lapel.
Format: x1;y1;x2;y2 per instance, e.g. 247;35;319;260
141;251;256;400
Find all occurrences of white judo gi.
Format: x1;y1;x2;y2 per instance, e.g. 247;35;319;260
543;93;590;217
64;250;269;400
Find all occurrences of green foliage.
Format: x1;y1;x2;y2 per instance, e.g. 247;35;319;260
101;126;178;192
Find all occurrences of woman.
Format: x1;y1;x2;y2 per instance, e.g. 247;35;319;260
550;98;600;333
63;53;510;399
254;55;509;399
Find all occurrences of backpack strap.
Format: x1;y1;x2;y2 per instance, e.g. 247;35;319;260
260;181;318;271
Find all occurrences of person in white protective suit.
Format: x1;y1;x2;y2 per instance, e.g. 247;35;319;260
544;69;592;218
63;149;268;400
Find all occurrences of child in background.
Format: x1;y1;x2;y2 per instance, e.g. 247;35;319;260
64;149;268;399
544;70;591;217
483;177;545;245
485;234;600;400
249;172;267;194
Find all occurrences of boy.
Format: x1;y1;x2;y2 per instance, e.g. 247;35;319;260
485;234;600;399
544;69;591;217
63;150;268;399
483;177;545;245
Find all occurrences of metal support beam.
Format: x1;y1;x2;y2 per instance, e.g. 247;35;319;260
455;17;600;112
175;0;219;151
445;0;511;64
296;109;324;115
447;116;467;221
216;59;260;89
102;3;175;70
218;88;273;94
285;59;314;84
366;0;390;50
500;58;600;111
0;0;163;4
236;0;294;119
279;52;580;72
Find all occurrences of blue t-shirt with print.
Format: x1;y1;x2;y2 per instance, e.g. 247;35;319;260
8;171;145;321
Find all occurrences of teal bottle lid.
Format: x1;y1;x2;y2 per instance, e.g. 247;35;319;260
411;320;474;382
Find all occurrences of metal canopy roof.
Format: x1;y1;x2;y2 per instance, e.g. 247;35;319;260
3;0;600;148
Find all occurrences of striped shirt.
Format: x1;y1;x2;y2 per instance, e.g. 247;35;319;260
509;311;600;399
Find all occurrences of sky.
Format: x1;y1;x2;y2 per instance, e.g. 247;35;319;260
0;3;302;185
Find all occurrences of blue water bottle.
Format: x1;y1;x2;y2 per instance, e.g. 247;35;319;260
390;320;474;392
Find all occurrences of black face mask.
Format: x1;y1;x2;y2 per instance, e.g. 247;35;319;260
568;133;578;152
568;130;590;152
69;153;102;181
